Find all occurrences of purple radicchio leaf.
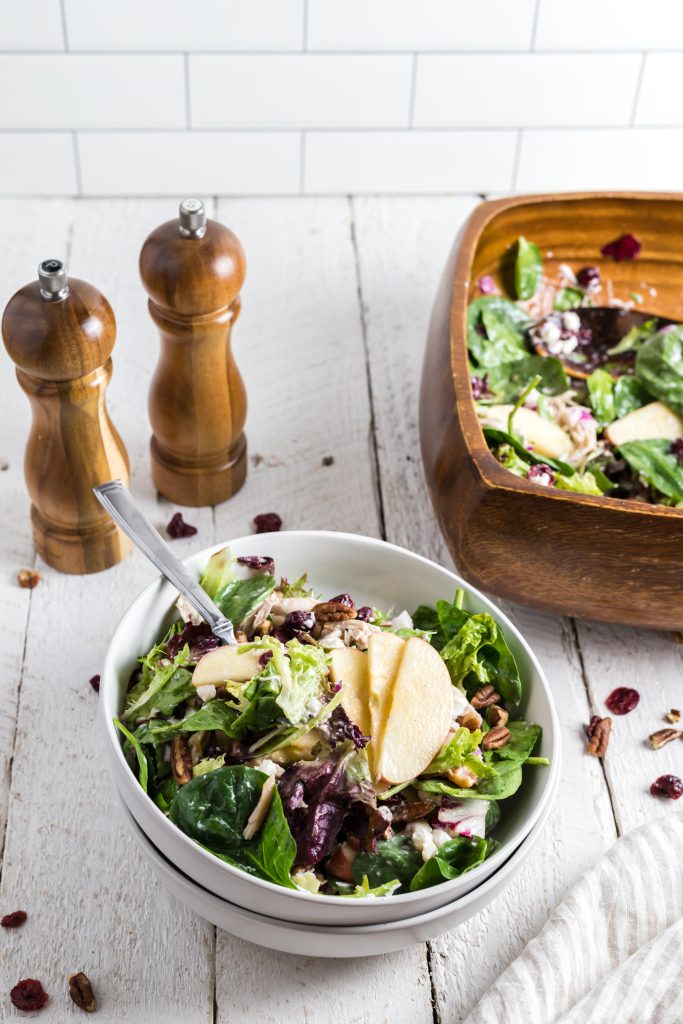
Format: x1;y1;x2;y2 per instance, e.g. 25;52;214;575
323;705;369;750
166;621;221;662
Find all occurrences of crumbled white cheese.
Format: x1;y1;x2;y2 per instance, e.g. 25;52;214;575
390;610;413;631
561;311;581;332
437;800;489;839
292;869;323;894
404;821;453;863
558;263;577;285
306;697;323;717
195;683;216;703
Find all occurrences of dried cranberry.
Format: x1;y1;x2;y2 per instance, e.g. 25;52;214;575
650;774;683;800
253;512;282;534
166;512;197;539
356;606;373;622
89;674;100;693
271;626;290;644
601;234;641;262
585;715;601;738
477;275;495;294
605;687;640;715
237;554;275;574
1;910;27;928
329;593;353;606
670;439;683;466
259;650;274;668
10;979;48;1011
576;266;601;290
284;610;315;633
527;464;555;486
470;375;488;400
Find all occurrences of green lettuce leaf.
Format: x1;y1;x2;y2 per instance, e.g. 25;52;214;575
440;612;522;706
587;368;616;426
199;546;235;599
351;835;423;892
618;439;683;500
214;575;277;626
613;376;649;418
114;717;149;793
486;354;568;403
515;236;542;300
467;296;531;368
419;761;524;801
635;326;683;413
425;727;497;780
123;642;194;722
409;835;488;891
134;699;240;745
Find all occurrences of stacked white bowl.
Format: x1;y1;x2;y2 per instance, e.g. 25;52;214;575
101;532;560;957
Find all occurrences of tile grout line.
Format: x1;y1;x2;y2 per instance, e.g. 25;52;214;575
569;617;622;836
58;0;69;50
510;128;523;192
347;195;387;541
299;132;306;194
302;0;309;51
530;0;542;49
630;51;647;125
408;53;418;127
184;52;192;128
72;131;83;195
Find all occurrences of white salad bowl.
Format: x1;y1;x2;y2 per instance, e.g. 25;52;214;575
119;791;553;957
102;530;560;927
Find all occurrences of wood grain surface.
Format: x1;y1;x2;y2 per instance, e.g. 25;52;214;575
0;196;679;1024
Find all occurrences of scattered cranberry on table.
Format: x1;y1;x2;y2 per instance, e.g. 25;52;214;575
166;512;197;539
605;687;640;715
89;674;100;693
650;775;683;800
253;512;282;534
600;233;641;262
1;910;27;928
10;979;49;1011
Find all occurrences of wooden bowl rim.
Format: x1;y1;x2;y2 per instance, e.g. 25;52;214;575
451;190;683;520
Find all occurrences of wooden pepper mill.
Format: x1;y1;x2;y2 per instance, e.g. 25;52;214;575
2;259;132;574
139;198;247;507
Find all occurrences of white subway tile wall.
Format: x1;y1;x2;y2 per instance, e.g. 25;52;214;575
1;0;683;195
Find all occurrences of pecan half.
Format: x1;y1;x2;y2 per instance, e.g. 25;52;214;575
649;728;681;750
17;568;41;589
447;765;478;788
235;630;248;643
666;708;681;724
256;620;273;636
586;716;611;757
312;601;357;623
68;972;96;1013
486;705;509;728
482;725;511;750
390;799;436;824
170;735;192;785
470;685;501;709
459;710;482;732
295;631;321;646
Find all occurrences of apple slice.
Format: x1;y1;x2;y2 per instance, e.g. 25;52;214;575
192;645;262;687
367;632;406;764
479;404;572;460
605;401;683;447
329;647;371;736
375;637;455;785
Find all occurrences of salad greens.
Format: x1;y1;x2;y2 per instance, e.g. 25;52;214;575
470;235;683;508
116;551;547;897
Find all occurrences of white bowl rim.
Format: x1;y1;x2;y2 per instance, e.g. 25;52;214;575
102;529;561;909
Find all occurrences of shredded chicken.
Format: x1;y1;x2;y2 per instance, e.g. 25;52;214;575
176;594;202;626
546;391;598;466
319;618;382;650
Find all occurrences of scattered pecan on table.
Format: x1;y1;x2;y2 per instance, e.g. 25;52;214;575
666;709;681;724
586;716;612;757
648;728;681;750
17;568;41;589
68;972;97;1013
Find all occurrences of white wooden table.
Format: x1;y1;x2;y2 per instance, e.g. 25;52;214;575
0;196;680;1022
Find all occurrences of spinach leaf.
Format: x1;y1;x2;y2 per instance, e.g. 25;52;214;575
587;369;616;426
618;440;683;500
351;834;423;892
485;800;501;834
409;835;488;891
613;376;649;419
635;326;683;413
487;721;541;765
554;287;584;312
214;575;277;626
114;718;149;793
440;613;522;706
483;427;575;476
514;236;542;300
486;354;568;403
419;762;523;801
467;297;531;368
169;766;296;888
134;699;240;745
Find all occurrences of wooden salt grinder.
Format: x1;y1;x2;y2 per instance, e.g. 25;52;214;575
139;199;247;507
1;260;132;574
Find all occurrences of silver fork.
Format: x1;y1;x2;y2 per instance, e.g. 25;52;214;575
93;479;235;645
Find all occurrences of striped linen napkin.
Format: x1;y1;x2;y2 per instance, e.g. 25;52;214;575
464;813;683;1024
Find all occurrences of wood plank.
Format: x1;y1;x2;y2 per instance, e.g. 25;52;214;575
575;619;683;834
0;199;215;1022
352;195;618;1021
0;199;74;854
212;196;433;1023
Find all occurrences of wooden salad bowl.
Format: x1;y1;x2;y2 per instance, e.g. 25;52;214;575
420;192;683;631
